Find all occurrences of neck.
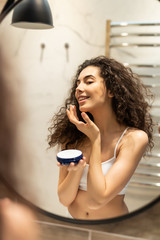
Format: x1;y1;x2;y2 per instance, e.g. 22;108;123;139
90;105;123;136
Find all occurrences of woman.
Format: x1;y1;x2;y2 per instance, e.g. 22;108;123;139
48;56;154;220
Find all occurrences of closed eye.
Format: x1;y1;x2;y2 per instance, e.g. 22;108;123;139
86;81;93;84
76;75;95;87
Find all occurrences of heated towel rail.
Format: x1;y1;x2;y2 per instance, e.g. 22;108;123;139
105;20;160;189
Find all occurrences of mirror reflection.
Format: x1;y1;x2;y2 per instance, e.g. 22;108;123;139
0;0;160;222
47;55;154;220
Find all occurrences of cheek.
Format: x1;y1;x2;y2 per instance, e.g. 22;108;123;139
96;83;107;96
99;91;108;103
98;86;107;98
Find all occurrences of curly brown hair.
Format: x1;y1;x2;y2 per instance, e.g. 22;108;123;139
48;56;154;152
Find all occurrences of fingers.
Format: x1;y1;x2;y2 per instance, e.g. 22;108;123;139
66;105;99;141
57;156;86;171
67;105;86;131
66;105;79;124
57;157;86;170
72;105;78;119
81;112;92;125
68;158;86;171
57;162;61;167
67;105;91;126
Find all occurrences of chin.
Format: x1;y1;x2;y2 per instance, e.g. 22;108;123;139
79;106;88;112
79;105;93;114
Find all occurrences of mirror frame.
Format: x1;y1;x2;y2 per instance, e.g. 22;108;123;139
0;174;159;225
0;0;159;225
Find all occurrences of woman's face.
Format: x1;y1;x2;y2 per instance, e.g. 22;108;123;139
75;66;112;113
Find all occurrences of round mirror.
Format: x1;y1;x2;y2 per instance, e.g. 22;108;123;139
0;0;159;224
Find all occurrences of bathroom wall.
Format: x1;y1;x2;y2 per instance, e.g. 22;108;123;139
0;0;160;217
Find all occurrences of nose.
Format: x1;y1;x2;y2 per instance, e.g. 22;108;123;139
76;81;84;93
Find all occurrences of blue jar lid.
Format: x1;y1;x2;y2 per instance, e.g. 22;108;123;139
56;149;83;164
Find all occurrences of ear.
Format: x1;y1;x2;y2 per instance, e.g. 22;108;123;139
107;90;114;98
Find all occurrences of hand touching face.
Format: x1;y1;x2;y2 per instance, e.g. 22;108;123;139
66;105;100;143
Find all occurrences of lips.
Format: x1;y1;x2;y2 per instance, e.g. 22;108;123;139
78;96;89;102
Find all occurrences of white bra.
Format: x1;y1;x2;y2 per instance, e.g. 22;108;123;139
79;127;129;195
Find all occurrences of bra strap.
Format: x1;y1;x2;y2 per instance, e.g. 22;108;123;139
114;127;129;157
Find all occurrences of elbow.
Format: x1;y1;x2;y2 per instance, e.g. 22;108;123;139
58;192;74;207
87;188;112;209
58;197;70;207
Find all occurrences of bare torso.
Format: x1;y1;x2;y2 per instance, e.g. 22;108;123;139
68;190;128;220
67;131;129;220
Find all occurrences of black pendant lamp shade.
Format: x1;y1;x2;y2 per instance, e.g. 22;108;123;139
12;0;54;29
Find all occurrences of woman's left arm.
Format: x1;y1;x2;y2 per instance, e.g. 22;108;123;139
87;129;148;208
67;105;148;208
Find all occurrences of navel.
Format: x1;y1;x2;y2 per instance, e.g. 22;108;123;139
86;212;89;216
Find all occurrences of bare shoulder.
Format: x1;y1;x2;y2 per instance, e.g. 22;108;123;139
128;128;148;142
117;128;149;164
124;128;148;149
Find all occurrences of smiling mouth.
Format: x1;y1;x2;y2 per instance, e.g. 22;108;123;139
78;96;89;102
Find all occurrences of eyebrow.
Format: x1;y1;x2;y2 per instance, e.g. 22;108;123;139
77;74;96;81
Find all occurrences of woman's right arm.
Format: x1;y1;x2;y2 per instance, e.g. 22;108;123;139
57;157;86;207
